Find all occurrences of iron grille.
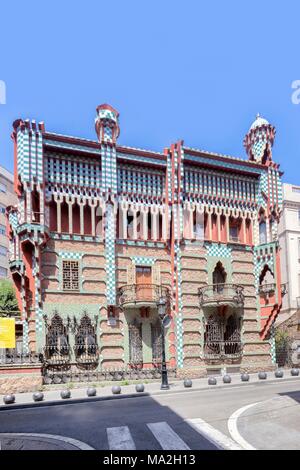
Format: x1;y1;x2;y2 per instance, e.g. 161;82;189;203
129;320;143;366
74;313;99;364
204;314;242;359
151;320;162;365
44;313;70;363
62;260;79;291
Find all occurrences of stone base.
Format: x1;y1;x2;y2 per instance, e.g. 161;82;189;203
0;372;43;394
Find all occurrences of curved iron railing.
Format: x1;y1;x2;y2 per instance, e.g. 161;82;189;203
117;284;171;310
199;284;244;306
203;340;243;359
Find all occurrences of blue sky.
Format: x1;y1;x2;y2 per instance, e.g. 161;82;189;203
0;0;299;183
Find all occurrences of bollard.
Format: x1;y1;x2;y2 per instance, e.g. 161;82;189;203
33;392;44;402
184;379;192;388
275;370;284;378
135;384;145;393
223;374;231;384
258;372;267;380
241;373;250;382
86;387;97;397
291;368;299;376
60;389;71;399
112;385;121;395
208;377;217;385
3;394;15;405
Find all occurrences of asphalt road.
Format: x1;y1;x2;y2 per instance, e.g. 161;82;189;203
0;379;299;450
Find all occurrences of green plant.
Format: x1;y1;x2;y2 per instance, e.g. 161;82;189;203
0;280;19;317
120;380;130;386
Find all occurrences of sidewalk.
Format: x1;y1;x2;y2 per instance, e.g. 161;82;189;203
1;370;299;410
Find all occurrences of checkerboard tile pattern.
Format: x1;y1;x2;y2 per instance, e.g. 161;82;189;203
131;256;156;266
205;243;231;258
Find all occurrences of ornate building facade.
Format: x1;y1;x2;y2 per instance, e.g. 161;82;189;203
6;106;285;381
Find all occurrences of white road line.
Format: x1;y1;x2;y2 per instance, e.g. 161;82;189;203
186;418;243;450
147;421;190;450
0;433;94;450
227;402;261;450
107;426;136;450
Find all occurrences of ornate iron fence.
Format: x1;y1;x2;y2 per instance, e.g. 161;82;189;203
0;349;41;365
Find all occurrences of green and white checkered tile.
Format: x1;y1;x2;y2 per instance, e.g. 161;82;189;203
131;256;156;266
59;251;83;260
206;243;232;259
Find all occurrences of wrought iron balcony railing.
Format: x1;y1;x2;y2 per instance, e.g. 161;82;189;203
199;284;244;307
117;284;171;310
203;340;243;359
258;283;276;295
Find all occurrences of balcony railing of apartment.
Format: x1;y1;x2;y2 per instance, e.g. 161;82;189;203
199;284;244;307
258;283;276;295
117;284;171;311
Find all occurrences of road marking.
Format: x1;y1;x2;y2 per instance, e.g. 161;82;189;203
0;433;94;450
227;402;261;450
107;426;136;450
147;421;190;450
186;418;243;450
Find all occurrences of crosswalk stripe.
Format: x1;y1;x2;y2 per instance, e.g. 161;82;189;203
107;426;136;450
147;422;190;450
186;418;243;450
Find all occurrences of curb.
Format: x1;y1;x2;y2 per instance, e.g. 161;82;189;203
0;375;299;411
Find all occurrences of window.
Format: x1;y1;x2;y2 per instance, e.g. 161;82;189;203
0;204;5;214
292;187;300;193
229;225;238;242
259;221;267;244
0;182;7;193
0;224;5;235
298;210;300;225
0;245;7;256
0;267;7;278
62;260;79;291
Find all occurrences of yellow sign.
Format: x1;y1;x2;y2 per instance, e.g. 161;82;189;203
0;318;16;348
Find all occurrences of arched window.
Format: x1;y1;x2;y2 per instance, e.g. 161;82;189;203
45;313;69;360
129;320;143;367
259;220;267;244
74;313;98;363
212;262;227;292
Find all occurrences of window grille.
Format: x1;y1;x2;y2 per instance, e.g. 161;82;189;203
62;260;79;291
129;320;143;366
151;320;162;365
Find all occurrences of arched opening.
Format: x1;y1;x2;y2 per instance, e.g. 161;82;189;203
31;189;40;223
49;198;57;232
72;202;80;234
84;203;92;235
61;200;69;233
212;262;227;292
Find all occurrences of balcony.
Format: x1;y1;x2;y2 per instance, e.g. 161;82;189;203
199;284;244;307
117;284;171;311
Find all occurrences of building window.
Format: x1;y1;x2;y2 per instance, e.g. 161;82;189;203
0;224;5;235
62;260;79;291
0;245;7;256
0;182;7;193
292;187;300;193
0;204;5;214
298;210;300;225
0;267;7;277
259;221;267;244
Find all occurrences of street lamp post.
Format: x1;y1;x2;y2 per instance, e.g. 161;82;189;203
157;297;170;390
